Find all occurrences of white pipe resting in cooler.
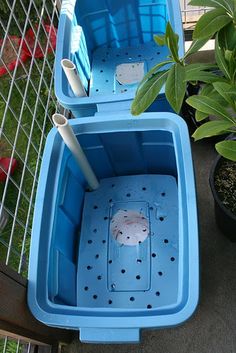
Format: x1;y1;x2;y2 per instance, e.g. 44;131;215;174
52;114;99;190
61;59;87;97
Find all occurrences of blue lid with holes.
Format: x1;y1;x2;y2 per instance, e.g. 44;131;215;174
28;112;199;344
55;0;184;118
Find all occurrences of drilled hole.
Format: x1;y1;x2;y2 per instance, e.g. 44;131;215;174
126;193;131;197
130;297;135;301
127;236;130;240
100;70;103;73
88;240;92;244
104;216;108;220
93;205;98;209
96;89;99;92
102;240;106;244
108;299;112;304
87;266;92;270
84;286;89;291
116;54;120;57
93;228;97;233
108;260;112;264
136;275;141;280
137;259;142;263
93;295;98;299
164;239;169;243
95;254;99;259
109;198;112;203
161;192;166;196
112;184;115;187
149;206;153;211
102;59;106;62
157;52;160;55
142;187;146;191
152;253;156;258
143;228;147;232
97;275;102;280
158;271;163;276
159;217;164;221
147;304;152;309
171;257;175;262
138;54;142;57
119;231;123;235
121;269;126;274
156;291;160;296
124;89;127;92
138;241;142;244
125;52;128;55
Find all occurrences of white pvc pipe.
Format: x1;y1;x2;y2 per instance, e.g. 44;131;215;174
61;59;87;97
52;114;99;190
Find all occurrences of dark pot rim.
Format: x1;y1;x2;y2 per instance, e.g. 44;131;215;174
209;154;236;221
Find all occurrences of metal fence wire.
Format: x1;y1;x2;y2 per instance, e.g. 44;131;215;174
0;335;51;353
0;0;207;277
0;0;59;276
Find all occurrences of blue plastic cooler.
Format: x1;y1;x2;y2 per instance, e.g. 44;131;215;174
28;112;199;344
55;0;184;117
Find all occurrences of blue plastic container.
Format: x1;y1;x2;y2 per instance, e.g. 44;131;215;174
28;112;199;344
55;0;184;117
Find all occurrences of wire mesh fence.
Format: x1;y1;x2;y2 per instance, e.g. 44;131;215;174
0;0;60;276
0;335;50;353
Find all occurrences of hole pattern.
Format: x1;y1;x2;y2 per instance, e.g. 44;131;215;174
93;295;98;299
156;291;160;296
136;275;141;280
158;271;163;276
121;269;126;274
164;239;169;243
171;257;175;262
152;253;156;258
130;297;135;301
87;266;92;270
147;304;152;309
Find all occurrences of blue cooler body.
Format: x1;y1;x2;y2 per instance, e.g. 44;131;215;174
55;0;184;118
28;112;199;344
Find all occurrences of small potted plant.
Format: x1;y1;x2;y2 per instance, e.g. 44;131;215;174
131;0;236;240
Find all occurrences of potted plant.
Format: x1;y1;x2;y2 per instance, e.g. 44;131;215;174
131;0;236;240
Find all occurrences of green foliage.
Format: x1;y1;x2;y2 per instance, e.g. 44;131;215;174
131;0;236;160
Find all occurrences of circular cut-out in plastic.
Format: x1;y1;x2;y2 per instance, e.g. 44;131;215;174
110;210;149;246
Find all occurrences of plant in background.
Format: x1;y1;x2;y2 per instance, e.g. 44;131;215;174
131;0;236;161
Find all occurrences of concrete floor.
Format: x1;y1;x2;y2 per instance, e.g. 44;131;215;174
64;139;236;353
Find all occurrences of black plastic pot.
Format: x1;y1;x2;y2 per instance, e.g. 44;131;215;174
209;155;236;242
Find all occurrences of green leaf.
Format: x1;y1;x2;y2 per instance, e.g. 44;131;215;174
195;110;209;121
131;71;168;115
215;34;231;80
185;69;223;83
137;60;172;88
165;22;179;63
218;22;236;50
213;81;235;106
215;140;236;161
186;95;233;122
185;63;217;75
192;120;234;140
165;63;186;113
184;37;209;58
154;34;166;46
192;8;231;40
189;0;234;14
199;83;215;96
